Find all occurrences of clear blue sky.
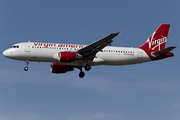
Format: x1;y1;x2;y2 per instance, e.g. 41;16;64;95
0;0;179;120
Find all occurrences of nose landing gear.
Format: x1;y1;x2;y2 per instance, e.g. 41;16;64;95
24;61;29;71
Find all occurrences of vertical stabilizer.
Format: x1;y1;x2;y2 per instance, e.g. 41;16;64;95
139;24;175;60
139;24;170;52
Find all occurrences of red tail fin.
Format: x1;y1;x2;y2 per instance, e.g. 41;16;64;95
139;24;170;52
139;24;174;60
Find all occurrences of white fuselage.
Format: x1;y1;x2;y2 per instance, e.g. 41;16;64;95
2;24;175;78
3;42;151;66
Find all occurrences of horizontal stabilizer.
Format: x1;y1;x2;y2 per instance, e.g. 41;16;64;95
152;46;176;56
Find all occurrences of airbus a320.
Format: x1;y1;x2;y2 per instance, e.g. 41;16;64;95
3;24;176;78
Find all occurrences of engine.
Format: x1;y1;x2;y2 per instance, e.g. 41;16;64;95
50;63;74;74
53;52;83;62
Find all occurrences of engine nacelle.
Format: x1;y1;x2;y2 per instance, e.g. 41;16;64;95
53;52;83;62
50;63;74;74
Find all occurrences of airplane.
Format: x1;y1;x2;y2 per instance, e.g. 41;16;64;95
3;24;176;78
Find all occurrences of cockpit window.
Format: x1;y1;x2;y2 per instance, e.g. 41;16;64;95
12;45;19;48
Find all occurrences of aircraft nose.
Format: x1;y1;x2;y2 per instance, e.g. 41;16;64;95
3;50;8;57
3;49;13;58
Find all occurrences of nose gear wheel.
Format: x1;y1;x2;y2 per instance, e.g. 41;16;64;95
24;61;29;71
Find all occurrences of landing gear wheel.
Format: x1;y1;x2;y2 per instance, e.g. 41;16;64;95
24;67;28;71
24;61;29;71
79;72;85;78
85;64;91;71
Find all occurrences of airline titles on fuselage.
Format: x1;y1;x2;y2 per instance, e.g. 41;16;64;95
34;43;86;49
33;42;135;56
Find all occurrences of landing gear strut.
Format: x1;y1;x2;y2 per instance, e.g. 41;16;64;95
24;61;29;71
78;67;85;78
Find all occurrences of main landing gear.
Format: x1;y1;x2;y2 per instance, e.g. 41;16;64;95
85;64;91;71
78;67;85;78
78;64;91;78
24;61;29;71
79;71;85;78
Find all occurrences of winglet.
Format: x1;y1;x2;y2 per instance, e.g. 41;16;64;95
119;30;122;35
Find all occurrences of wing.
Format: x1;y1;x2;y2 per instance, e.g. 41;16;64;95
78;32;120;60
